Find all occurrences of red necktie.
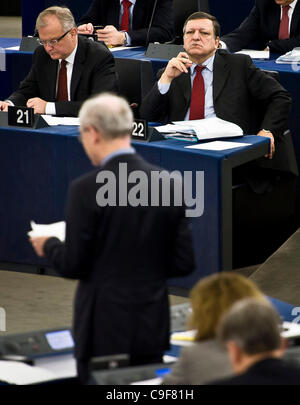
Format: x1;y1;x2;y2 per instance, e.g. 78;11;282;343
56;60;68;102
120;0;132;32
278;5;290;40
189;65;205;120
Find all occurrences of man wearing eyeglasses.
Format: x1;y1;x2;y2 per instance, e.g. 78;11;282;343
0;6;118;117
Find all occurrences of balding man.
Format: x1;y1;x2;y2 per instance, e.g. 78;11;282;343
29;93;195;384
0;6;117;117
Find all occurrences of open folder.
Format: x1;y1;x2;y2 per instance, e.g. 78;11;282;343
154;117;243;141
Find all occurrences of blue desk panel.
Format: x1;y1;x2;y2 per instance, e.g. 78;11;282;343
0;125;268;289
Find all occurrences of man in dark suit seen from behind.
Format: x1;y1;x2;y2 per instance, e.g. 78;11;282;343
140;11;292;160
0;6;117;117
212;298;300;385
29;93;195;384
77;0;174;46
220;0;300;54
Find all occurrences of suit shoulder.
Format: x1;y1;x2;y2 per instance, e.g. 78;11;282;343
216;49;252;65
70;169;100;193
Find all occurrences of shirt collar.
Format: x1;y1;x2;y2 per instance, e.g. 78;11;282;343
283;0;297;10
101;147;136;167
119;0;136;5
61;43;78;66
190;53;216;75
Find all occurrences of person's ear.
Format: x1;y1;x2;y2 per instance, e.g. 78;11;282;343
227;341;243;371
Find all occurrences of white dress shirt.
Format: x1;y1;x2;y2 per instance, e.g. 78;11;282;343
46;43;78;115
158;53;217;120
119;0;136;46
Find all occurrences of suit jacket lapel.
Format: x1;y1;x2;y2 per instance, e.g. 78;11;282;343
42;58;58;101
177;71;192;114
290;1;300;35
270;2;281;38
70;38;85;100
213;51;230;103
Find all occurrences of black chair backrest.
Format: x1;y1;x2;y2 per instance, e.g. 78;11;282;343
114;58;155;118
173;0;210;43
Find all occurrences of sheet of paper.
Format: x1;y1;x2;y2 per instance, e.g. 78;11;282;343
131;377;162;385
170;330;196;347
282;321;300;338
0;361;58;385
28;220;66;242
5;46;20;51
235;49;269;59
109;45;143;52
41;115;80;126
276;47;300;63
185;141;252;151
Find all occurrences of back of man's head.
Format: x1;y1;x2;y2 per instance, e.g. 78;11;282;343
218;298;282;356
79;93;133;140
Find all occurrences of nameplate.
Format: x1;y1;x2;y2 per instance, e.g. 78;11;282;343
132;119;148;141
131;119;165;142
8;106;34;128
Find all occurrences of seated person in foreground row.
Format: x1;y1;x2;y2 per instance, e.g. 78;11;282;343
220;0;300;55
77;0;174;47
162;272;266;385
140;11;292;160
0;6;118;117
212;298;300;385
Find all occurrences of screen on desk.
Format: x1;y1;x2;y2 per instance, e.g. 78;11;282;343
45;330;74;351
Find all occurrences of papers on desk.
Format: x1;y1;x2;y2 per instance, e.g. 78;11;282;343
109;45;143;52
28;220;66;242
235;49;270;59
170;330;196;347
155;117;243;141
185;140;252;151
276;47;300;64
0;360;57;385
41;115;80;126
5;46;20;51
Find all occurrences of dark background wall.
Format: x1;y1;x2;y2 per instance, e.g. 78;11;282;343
0;1;21;16
21;0;254;37
22;0;89;36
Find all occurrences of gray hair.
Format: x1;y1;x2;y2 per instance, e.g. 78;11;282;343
217;298;283;355
36;6;76;32
79;93;134;139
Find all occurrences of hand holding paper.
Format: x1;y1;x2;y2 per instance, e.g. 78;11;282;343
28;220;66;257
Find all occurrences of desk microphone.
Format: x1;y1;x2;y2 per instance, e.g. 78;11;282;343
145;0;158;47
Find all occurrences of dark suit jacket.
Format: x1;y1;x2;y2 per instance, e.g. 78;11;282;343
221;0;300;54
8;36;118;117
211;358;300;385
140;50;291;140
78;0;174;45
44;153;195;360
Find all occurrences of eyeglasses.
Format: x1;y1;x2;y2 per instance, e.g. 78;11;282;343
38;29;72;47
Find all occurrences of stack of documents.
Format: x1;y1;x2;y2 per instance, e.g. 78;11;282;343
28;220;66;242
276;47;300;64
155;117;243;141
